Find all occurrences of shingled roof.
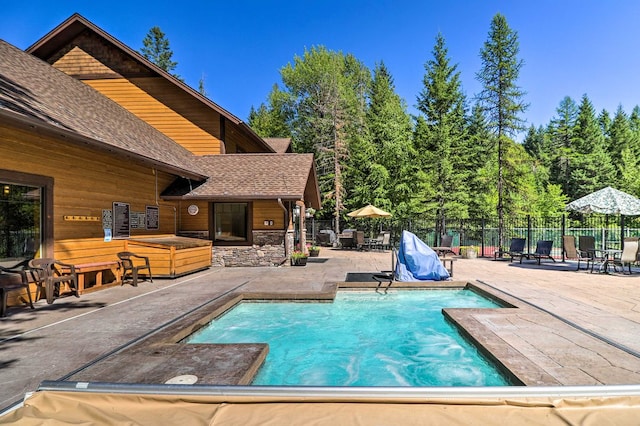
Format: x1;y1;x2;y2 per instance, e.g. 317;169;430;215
0;40;205;180
263;138;292;153
161;153;321;209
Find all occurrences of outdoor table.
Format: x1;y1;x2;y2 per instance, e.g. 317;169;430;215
432;246;455;257
589;249;621;274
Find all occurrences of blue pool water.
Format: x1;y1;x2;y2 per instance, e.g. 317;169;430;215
187;290;510;386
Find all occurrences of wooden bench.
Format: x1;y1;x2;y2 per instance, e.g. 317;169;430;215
63;261;121;294
440;257;456;277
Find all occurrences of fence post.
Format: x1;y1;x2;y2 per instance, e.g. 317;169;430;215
561;214;566;262
527;215;532;253
481;218;486;258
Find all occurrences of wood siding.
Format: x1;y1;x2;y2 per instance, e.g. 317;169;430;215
253;200;285;230
47;35;273;156
82;78;222;155
126;239;212;277
53;45;117;77
1;126;179;243
179;201;209;231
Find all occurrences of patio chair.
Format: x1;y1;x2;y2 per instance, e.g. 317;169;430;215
494;237;526;261
518;240;555;265
354;231;365;250
433;234;456;257
578;236;606;273
381;232;391;250
118;251;153;287
0;266;35;317
613;237;639;274
562;235;592;271
366;232;385;250
28;258;79;304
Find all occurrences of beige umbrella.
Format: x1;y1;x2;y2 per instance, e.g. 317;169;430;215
347;204;392;218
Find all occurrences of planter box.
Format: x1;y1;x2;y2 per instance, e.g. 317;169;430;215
309;249;320;257
291;257;308;266
462;250;478;259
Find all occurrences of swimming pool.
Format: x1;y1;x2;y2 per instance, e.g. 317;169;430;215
186;290;511;386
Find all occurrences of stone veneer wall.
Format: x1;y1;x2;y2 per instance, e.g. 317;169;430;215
212;230;287;267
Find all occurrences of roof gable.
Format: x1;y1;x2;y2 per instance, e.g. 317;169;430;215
0;39;204;180
263;138;292;153
27;13;275;154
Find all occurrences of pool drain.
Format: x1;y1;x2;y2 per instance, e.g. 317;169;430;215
165;375;198;385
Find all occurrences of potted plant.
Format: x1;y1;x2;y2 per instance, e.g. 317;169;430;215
291;250;309;266
460;246;479;259
308;243;320;257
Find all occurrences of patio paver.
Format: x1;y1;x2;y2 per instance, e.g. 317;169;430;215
2;249;640;412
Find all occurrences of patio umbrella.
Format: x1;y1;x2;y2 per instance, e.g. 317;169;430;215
565;186;640;215
347;204;392;218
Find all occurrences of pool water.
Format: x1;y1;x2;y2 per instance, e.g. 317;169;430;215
187;290;510;386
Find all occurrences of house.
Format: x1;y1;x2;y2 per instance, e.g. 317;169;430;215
0;14;319;306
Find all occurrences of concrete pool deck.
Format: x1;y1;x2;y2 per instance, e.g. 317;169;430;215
2;248;640;412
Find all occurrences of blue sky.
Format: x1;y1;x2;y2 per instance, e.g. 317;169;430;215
2;1;640;136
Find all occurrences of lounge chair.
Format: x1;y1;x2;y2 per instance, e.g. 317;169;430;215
562;235;592;271
613;237;639;274
494;237;526;261
517;240;556;265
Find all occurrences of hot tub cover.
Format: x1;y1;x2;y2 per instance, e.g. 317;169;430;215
395;230;450;281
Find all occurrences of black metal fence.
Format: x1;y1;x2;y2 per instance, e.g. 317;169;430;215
307;214;640;259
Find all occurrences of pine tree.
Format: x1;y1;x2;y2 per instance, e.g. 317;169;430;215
466;104;496;217
247;85;291;138
363;62;416;220
607;105;633;169
548;96;578;195
198;74;207;96
415;33;469;231
279;46;371;233
570;95;615;198
475;13;528;246
140;27;179;78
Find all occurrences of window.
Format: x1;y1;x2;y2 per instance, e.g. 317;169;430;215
214;203;248;243
0;182;41;264
0;170;52;264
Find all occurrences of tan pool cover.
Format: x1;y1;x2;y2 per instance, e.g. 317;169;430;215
3;391;640;425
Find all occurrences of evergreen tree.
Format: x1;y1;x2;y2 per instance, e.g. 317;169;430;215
279;46;371;233
362;62;416;220
628;106;640;157
619;147;640;196
415;33;469;231
248;85;291;138
598;109;612;136
475;13;528;245
608;105;633;167
140;27;179;78
198;74;207;96
466;104;496;217
570;95;615;198
548;96;578;195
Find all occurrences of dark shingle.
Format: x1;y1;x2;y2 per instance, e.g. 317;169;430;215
162;154;316;201
0;40;204;179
